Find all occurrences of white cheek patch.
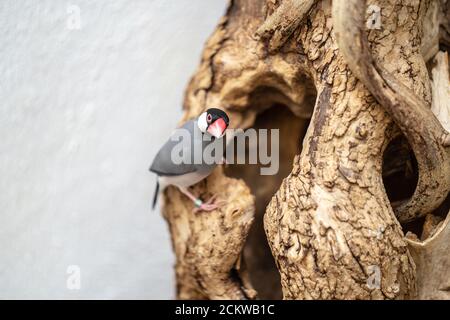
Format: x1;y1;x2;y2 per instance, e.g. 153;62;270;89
197;112;208;132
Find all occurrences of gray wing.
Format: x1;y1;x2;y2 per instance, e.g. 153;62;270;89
149;120;223;177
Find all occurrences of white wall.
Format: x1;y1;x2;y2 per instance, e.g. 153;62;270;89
0;0;227;299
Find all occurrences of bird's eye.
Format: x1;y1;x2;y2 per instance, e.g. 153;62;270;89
207;114;212;123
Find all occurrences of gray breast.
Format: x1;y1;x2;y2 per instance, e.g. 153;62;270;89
149;120;224;177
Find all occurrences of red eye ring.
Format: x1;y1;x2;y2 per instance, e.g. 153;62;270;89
207;114;212;123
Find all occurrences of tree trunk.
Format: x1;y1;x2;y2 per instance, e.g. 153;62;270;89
161;0;450;300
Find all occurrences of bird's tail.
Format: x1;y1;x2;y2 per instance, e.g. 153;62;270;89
152;180;160;210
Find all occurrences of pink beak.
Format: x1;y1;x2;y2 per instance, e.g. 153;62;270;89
207;118;227;138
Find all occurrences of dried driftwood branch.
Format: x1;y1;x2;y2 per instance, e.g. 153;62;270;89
163;168;256;299
406;208;450;299
163;0;313;299
161;0;450;300
255;0;316;51
332;0;450;223
431;52;450;132
405;51;450;300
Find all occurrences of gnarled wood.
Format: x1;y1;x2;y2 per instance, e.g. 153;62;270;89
332;0;450;223
405;50;450;300
163;0;313;299
406;209;450;299
255;0;315;51
163;168;256;299
161;0;450;300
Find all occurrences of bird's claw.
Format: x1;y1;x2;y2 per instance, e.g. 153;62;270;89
193;203;219;213
193;195;226;213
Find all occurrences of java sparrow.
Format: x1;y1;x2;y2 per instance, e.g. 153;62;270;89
150;108;230;212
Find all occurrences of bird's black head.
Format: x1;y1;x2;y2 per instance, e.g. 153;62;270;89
197;108;230;138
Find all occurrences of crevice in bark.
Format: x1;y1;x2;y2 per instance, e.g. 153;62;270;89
224;104;312;299
382;135;419;208
381;135;435;238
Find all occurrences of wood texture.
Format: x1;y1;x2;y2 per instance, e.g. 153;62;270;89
160;0;450;300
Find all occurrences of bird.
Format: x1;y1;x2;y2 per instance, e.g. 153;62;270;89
150;108;230;212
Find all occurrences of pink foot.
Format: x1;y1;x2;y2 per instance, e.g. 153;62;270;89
193;195;226;213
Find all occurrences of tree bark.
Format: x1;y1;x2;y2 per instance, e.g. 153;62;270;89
161;0;450;300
